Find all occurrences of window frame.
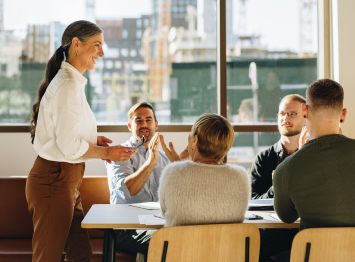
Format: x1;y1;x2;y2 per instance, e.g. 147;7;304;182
0;0;331;133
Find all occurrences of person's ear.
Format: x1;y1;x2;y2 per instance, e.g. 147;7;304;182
301;103;308;119
155;120;158;131
127;122;132;132
340;108;347;123
72;37;80;50
193;135;198;148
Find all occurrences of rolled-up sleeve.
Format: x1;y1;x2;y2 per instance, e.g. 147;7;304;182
106;160;144;203
54;80;89;161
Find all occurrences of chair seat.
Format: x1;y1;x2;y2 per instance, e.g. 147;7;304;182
0;239;135;262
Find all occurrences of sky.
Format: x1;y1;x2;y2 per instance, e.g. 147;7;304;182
3;0;317;53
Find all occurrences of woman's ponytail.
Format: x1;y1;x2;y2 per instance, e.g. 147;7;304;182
30;46;66;143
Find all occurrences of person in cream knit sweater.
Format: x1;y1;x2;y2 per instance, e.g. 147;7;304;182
159;113;250;227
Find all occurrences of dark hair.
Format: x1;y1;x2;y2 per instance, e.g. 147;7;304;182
30;20;103;143
306;79;344;113
128;102;157;122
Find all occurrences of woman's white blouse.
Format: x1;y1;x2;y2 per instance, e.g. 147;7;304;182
33;62;97;163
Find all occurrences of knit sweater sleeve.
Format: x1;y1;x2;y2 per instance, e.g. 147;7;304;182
273;159;299;223
158;163;175;218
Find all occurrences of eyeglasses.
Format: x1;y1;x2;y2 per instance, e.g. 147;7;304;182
277;112;300;120
136;136;145;148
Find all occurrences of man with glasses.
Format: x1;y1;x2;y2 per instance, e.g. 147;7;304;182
250;94;306;262
251;94;306;199
105;102;170;259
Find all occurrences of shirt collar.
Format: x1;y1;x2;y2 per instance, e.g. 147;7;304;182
274;140;283;153
275;139;298;156
61;62;88;86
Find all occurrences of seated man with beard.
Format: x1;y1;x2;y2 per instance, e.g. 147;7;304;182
105;102;170;259
250;94;306;262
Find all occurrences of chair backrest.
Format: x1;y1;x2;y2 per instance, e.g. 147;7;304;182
290;227;355;262
147;223;260;262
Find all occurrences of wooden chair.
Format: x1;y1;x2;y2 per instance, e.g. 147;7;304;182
147;223;260;262
290;227;355;262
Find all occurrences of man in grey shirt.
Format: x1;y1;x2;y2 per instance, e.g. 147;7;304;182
105;102;170;258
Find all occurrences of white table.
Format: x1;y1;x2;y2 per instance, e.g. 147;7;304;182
82;204;299;262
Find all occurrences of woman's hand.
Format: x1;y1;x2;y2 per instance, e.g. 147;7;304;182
106;146;138;163
97;136;112;147
97;136;113;162
160;135;181;162
148;133;160;164
299;126;310;149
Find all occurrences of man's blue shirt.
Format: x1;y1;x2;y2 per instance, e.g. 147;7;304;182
105;136;171;204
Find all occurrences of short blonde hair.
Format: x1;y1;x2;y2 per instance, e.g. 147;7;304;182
128;102;156;122
192;113;235;161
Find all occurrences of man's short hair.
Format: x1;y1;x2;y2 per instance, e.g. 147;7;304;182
239;98;254;120
128;102;157;122
306;79;344;113
280;94;306;106
192;113;234;162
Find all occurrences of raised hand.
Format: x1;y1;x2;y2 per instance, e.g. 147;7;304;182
160;134;181;162
148;132;160;163
299;126;310;149
179;146;190;161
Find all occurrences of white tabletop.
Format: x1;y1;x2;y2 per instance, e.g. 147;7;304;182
81;204;299;229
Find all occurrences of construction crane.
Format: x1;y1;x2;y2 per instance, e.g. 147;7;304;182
238;0;247;37
86;0;96;23
299;0;317;57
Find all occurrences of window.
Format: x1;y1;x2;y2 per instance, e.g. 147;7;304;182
130;49;137;57
136;19;142;28
122;29;128;39
120;48;128;57
1;0;324;157
136;30;142;39
105;60;114;69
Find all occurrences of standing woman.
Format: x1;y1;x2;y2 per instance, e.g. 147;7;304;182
26;20;137;262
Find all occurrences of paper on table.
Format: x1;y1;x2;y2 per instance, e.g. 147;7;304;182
269;213;300;222
138;215;165;225
129;202;161;210
248;199;274;207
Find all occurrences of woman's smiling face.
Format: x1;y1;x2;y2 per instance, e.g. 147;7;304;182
78;33;104;71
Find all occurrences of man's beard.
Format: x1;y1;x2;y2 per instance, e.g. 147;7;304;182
279;126;303;137
134;128;154;144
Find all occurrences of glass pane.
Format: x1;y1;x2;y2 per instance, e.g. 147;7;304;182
0;0;217;125
227;132;280;172
226;0;318;124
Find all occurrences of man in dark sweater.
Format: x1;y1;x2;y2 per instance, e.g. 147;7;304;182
273;79;350;262
251;94;306;199
251;94;306;262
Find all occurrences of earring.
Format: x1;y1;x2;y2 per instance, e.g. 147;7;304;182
76;50;78;56
340;120;343;123
304;115;306;118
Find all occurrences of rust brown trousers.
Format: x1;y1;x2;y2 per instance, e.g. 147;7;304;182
26;156;92;262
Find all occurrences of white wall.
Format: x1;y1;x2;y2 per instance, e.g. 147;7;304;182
0;132;189;177
337;0;355;138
